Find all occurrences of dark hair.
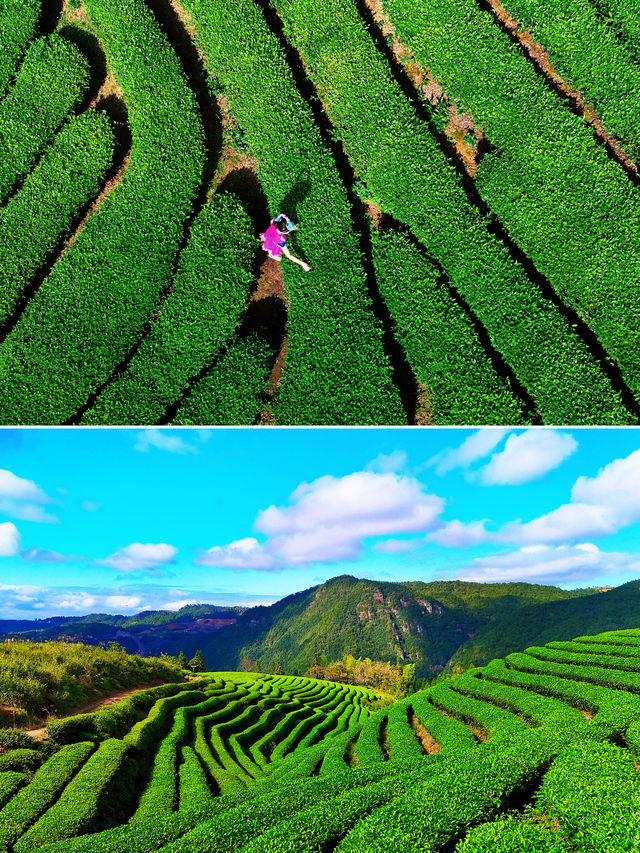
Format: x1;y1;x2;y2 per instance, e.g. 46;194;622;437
275;216;290;234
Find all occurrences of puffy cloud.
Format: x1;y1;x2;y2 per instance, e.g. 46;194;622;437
21;547;73;563
499;448;640;546
458;543;640;584
134;430;198;455
197;538;278;571
159;599;199;611
98;542;178;573
366;450;408;474
104;595;142;610
0;522;20;556
199;471;444;571
481;430;577;485
0;469;48;502
431;430;510;476
57;593;97;611
428;520;489;548
372;538;424;555
0;468;57;524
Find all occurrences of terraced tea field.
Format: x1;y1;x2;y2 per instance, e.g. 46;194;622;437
2;629;640;851
1;0;640;424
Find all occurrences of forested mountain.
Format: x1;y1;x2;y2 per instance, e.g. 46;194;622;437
5;575;637;677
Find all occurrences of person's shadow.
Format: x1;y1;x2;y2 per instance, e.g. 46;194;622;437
279;171;312;267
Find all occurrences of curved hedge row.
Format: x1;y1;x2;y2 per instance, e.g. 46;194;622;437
0;0;205;424
179;0;404;425
83;193;258;424
0;111;115;326
381;0;640;409
0;34;90;202
0;0;41;96
269;0;631;424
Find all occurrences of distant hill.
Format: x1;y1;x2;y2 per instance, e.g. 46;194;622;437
8;576;640;677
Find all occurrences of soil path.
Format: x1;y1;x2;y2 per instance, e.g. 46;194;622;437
24;680;167;740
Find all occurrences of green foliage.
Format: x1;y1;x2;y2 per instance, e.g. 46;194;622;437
0;742;94;851
180;0;404;425
0;34;90;202
188;651;205;673
82;193;258;423
0;0;41;96
0;639;182;727
270;0;631;424
0;111;115;325
457;817;570;852
306;655;413;697
370;226;526;424
0;772;28;810
594;0;640;63
0;749;42;773
500;0;640;159
382;0;640;411
0;0;205;424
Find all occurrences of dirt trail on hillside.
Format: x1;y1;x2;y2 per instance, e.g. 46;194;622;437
24;681;168;740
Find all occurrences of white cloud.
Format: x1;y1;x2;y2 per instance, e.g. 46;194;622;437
0;468;57;523
199;471;444;571
372;538;423;554
459;542;640;584
428;520;489;548
197;537;278;570
58;594;97;611
134;430;198;455
21;547;73;563
104;595;142;610
159;598;199;611
98;542;178;573
81;500;102;513
499;448;640;546
431;430;510;476
0;522;20;556
0;469;48;502
366;450;408;474
481;430;577;486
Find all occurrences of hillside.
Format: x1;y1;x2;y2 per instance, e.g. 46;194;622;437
1;628;640;851
2;576;615;678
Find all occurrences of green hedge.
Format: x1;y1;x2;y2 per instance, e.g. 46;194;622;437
0;742;94;852
123;690;207;753
0;749;42;774
270;0;631;424
594;0;640;62
83;193;257;424
178;747;211;812
428;682;529;742
170;329;274;425
370;225;526;424
0;0;41;96
527;644;640;673
536;740;640;851
0;33;90;202
411;690;477;754
180;0;404;425
506;650;640;693
0;0;205;424
354;710;387;766
14;738;130;852
457;816;570;852
501;0;640;159
382;0;640;412
0;111;115;325
0;771;28;809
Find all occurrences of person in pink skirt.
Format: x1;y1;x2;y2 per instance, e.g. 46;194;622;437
259;213;311;272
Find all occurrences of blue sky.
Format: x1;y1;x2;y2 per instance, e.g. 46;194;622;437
0;427;639;619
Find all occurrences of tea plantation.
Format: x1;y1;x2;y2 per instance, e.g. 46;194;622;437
2;629;640;851
1;0;640;424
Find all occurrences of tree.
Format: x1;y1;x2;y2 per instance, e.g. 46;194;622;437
251;660;262;673
177;651;188;669
239;656;254;672
188;650;205;672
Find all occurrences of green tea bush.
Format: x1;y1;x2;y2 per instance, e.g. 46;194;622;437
0;749;42;773
0;0;41;96
370;226;526;424
0;0;205;424
0;742;94;852
0;111;115;325
456;816;570;852
270;0;630;424
0;34;90;202
381;0;640;409
179;0;404;425
83;194;257;424
500;0;640;159
0;772;28;809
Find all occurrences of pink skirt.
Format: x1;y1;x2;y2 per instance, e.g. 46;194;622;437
260;223;286;259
